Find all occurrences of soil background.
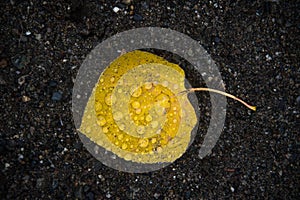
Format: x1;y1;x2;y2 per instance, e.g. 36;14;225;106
0;0;299;199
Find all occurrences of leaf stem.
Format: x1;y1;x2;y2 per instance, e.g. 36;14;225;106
178;88;256;111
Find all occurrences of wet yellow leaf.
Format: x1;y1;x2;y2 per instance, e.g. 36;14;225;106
79;50;198;163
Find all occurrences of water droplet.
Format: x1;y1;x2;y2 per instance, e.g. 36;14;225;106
105;94;112;105
131;87;142;97
119;124;125;131
135;108;142;114
111;94;117;104
145;115;152;122
113;111;123;121
152;86;161;96
95;102;102;112
154;105;166;116
96;139;103;146
144;82;152;90
162;81;168;87
132;101;140;109
161;101;170;108
121;143;127;149
137;126;145;135
151;121;159;128
102;126;109;133
124;154;132;161
86;127;91;133
139;138;149;147
156;93;169;101
117;134;123;140
97;116;106;126
156;147;163;153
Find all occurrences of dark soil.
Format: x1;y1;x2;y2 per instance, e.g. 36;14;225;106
1;0;299;199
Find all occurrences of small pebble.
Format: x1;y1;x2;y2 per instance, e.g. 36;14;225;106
116;3;126;9
122;0;132;4
52;179;58;189
35;33;41;40
12;55;29;69
18;76;26;85
86;192;94;200
22;95;31;102
48;80;58;87
230;186;235;192
36;178;44;188
154;193;160;199
185;191;191;198
113;7;120;13
52;91;62;101
296;96;300;104
141;1;149;9
106;192;111;198
20;36;28;42
215;37;221;43
0;59;7;68
266;54;272;61
0;76;6;85
133;14;143;21
83;185;90;193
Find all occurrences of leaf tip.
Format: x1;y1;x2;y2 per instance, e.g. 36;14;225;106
248;105;256;111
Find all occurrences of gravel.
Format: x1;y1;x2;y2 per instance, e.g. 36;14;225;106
0;0;299;199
